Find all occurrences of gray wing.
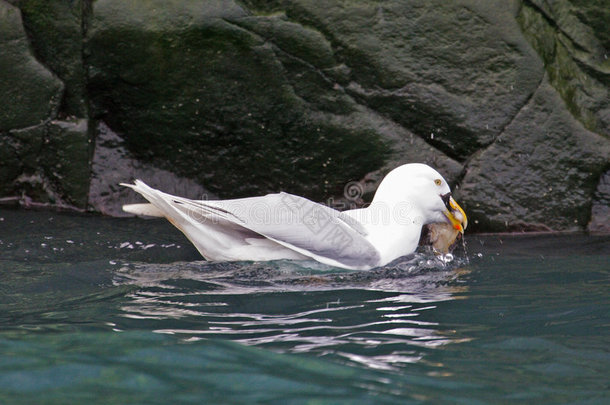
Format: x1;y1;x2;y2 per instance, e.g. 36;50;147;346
180;192;381;269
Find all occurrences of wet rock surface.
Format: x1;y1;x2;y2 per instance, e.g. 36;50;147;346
457;76;609;232
88;122;217;217
589;170;610;233
0;0;608;232
518;0;609;135
16;0;88;117
0;1;63;131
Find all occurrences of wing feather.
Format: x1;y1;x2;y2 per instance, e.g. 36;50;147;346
193;192;381;269
122;181;380;269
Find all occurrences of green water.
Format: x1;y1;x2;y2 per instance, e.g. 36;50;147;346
0;208;608;404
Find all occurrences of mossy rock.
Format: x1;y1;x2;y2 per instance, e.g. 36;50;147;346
17;0;88;117
1;0;607;232
274;0;544;159
0;0;63;131
85;0;541;201
517;0;609;135
457;76;610;232
42;119;91;207
588;169;610;233
0;119;90;207
0;125;44;196
86;0;393;201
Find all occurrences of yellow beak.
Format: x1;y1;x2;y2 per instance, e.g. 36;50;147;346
443;196;468;233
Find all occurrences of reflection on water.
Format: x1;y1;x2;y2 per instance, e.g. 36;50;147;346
111;255;470;371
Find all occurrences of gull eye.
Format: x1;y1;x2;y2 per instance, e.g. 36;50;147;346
434;179;442;186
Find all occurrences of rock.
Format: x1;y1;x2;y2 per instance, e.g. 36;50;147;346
88;122;217;217
0;0;608;233
0;119;90;208
85;0;458;201
0;0;63;131
457;76;610;232
518;0;609;135
42;119;91;207
280;0;544;159
0;1;89;209
568;0;610;52
0;125;44;197
588;170;610;233
16;0;88;117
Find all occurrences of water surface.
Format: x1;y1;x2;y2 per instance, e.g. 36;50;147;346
0;209;608;404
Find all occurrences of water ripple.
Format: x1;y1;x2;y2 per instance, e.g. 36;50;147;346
109;253;470;371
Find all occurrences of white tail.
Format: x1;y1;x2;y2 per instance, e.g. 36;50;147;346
119;180;311;262
122;203;164;217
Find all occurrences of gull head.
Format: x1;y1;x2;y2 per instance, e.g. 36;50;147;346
372;163;468;233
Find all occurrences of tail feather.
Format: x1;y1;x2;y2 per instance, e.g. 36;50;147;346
120;180;194;222
122;203;164;217
119;180;228;259
120;180;319;262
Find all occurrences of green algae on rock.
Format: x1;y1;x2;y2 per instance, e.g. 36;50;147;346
0;1;63;131
457;76;610;232
16;0;89;117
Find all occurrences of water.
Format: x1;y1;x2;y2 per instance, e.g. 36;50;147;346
0;208;608;404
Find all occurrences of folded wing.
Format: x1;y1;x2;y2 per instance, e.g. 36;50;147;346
122;180;380;269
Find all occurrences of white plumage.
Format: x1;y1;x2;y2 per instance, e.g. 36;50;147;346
122;163;467;270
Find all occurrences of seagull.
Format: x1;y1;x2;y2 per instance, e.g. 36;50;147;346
121;163;467;270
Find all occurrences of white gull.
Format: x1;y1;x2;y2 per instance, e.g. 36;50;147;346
121;163;467;270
